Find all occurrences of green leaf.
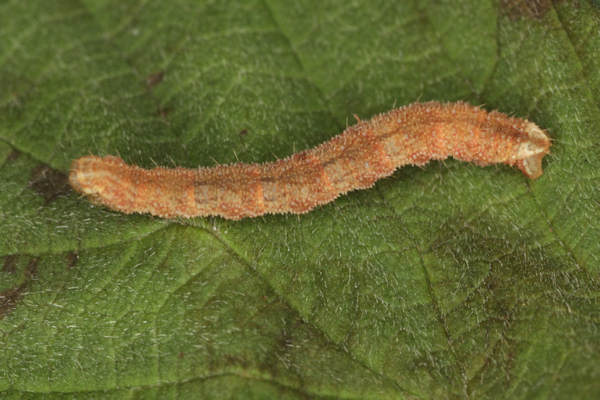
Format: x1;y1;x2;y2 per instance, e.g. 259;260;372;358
1;1;599;398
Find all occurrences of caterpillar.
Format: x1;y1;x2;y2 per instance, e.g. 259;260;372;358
69;101;551;220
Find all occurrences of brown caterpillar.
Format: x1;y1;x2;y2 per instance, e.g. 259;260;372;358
69;101;551;220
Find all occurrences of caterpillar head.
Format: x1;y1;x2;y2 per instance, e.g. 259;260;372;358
515;122;551;179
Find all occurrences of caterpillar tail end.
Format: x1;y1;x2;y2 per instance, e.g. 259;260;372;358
69;156;93;196
69;155;129;207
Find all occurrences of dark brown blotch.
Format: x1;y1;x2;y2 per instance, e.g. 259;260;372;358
0;258;38;319
28;165;70;203
156;106;173;119
430;213;598;389
500;0;562;19
0;286;25;319
25;257;39;278
67;251;79;269
2;255;17;274
146;71;165;89
5;150;21;163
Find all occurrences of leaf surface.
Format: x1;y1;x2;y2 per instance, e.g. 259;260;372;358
1;1;599;398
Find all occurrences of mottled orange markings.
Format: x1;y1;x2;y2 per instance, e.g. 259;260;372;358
69;101;551;220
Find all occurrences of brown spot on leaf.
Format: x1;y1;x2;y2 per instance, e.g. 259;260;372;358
0;286;25;319
67;251;79;269
500;0;562;19
2;255;17;274
25;257;39;278
146;71;165;89
29;165;70;203
431;213;599;386
6;150;21;163
156;106;173;119
0;258;38;319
